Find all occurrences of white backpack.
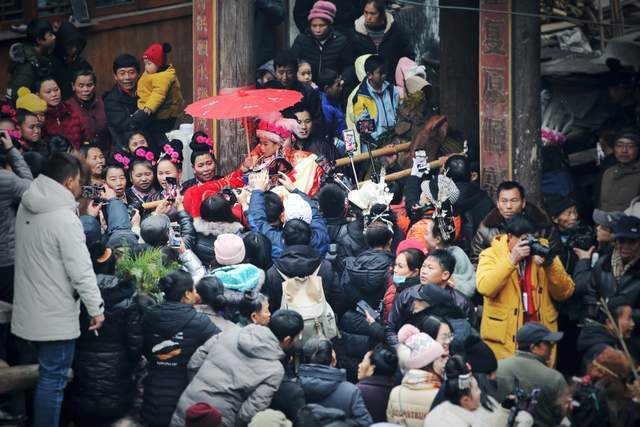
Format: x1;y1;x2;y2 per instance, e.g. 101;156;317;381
277;265;338;344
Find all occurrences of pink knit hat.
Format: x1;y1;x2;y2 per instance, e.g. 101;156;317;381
214;233;246;266
398;324;444;370
308;0;336;24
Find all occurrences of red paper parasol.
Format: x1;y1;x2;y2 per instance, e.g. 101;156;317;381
186;88;303;153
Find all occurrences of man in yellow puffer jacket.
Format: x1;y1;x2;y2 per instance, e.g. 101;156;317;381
477;213;574;366
137;42;184;133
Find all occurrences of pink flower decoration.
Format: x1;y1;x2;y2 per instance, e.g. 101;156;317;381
135;148;146;157
257;120;292;139
196;135;213;147
114;153;131;169
145;152;155;161
1;104;17;124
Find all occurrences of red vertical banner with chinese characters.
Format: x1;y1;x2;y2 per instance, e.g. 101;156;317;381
479;0;512;197
193;0;217;148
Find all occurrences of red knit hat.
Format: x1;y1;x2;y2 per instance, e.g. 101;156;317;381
143;42;172;68
396;238;427;255
185;402;222;427
308;0;336;24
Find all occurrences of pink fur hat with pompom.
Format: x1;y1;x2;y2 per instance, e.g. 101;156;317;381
256;112;299;145
397;324;444;370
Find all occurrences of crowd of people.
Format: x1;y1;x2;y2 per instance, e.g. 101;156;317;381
1;1;640;427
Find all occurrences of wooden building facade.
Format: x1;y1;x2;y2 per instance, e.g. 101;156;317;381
0;0;193;102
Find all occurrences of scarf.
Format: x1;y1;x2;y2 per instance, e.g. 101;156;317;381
517;259;538;322
367;28;385;48
611;245;640;279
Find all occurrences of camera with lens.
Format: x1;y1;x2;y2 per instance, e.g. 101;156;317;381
566;226;596;251
219;186;238;205
525;235;552;258
506;377;541;427
81;185;107;204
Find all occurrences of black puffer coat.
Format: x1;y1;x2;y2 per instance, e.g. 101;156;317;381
141;302;218;427
335;249;392;381
385;284;466;346
103;84;150;152
348;13;413;83
576;323;619;372
52;21;92;100
325;216;368;274
586;251;640;323
192;218;244;266
70;275;144;420
291;29;353;79
341;249;394;309
264;245;343;315
453;182;494;241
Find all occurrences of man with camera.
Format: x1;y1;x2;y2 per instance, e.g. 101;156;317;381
544;193;598;375
582;216;640;346
477;214;575;366
496;323;568;427
471;181;559;265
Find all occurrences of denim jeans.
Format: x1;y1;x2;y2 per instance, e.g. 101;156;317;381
33;340;75;427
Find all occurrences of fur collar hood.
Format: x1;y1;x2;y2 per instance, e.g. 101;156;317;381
355;12;394;36
193;218;243;237
482;203;553;229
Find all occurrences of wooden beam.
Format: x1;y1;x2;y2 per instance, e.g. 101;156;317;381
512;0;542;206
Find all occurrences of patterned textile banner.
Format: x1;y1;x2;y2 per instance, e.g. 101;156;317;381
479;0;512;197
193;0;217;146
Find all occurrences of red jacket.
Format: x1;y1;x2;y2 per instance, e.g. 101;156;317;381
43;103;87;150
183;169;246;218
66;96;110;152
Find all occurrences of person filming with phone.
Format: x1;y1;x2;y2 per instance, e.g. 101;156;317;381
477;214;575;367
352;55;400;150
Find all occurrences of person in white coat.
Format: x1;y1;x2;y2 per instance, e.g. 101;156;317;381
423;355;533;427
11;151;104;427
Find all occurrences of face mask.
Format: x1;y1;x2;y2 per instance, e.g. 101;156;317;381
393;274;406;285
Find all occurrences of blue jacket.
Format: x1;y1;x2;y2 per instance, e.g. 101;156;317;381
248;189;330;259
320;91;347;140
353;79;400;144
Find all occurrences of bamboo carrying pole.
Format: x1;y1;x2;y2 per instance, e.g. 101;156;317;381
334;142;412;167
366;156;449;185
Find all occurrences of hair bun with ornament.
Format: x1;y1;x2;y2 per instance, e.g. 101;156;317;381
190;130;216;157
159;139;184;167
134;146;156;166
112;151;132;170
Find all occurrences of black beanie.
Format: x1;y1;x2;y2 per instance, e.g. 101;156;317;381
463;335;498;374
544;193;576;218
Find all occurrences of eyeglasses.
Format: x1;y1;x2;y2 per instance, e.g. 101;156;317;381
437;333;454;343
615;143;637;150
